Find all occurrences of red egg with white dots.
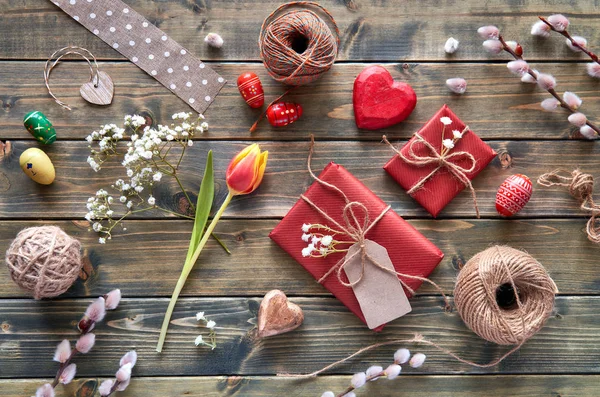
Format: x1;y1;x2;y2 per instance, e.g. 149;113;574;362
495;174;533;216
266;102;303;127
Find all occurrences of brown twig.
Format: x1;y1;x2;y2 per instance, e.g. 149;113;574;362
497;33;600;135
538;16;600;63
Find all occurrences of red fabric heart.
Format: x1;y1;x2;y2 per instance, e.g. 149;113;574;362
353;65;417;130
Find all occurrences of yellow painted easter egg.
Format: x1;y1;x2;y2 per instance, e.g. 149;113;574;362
19;148;55;185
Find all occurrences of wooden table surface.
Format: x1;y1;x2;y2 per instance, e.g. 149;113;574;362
1;1;600;396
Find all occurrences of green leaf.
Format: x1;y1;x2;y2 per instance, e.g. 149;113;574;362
185;150;214;263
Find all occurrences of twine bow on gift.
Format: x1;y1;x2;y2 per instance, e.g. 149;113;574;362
538;169;600;243
383;126;481;218
301;136;450;309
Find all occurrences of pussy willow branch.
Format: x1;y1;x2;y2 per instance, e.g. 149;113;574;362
538;17;600;63
498;34;600;135
335;371;384;397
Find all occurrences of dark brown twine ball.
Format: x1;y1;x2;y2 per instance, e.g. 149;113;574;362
259;1;340;86
5;226;82;299
454;246;558;345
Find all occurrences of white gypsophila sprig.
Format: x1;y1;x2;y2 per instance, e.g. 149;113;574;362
85;113;208;243
194;311;217;349
300;223;353;258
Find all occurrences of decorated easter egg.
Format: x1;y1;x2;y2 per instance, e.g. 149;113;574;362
20;148;55;185
495;174;532;216
266;102;303;127
23;111;56;145
237;72;265;108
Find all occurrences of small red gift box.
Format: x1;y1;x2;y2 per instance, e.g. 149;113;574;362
384;105;497;217
269;162;444;330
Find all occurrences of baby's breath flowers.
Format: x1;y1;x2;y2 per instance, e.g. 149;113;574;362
301;223;353;258
194;312;217;349
320;348;426;397
34;290;131;397
479;24;600;139
85;112;209;244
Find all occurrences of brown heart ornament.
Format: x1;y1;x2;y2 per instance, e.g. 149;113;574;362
257;290;304;338
80;71;114;106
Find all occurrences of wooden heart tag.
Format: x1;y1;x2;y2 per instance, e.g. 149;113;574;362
257;290;304;338
80;71;114;106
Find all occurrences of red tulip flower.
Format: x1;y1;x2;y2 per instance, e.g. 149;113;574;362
226;143;268;195
157;144;268;352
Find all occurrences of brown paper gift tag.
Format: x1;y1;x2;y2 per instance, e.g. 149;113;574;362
343;240;411;329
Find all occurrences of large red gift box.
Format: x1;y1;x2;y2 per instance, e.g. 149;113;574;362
269;162;444;330
384;105;497;217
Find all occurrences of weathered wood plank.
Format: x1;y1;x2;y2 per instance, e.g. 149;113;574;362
2;0;600;61
0;296;597;377
1;140;599;219
0;219;597;298
1;62;598;140
5;375;600;397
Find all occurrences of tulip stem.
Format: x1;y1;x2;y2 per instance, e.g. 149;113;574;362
156;191;234;353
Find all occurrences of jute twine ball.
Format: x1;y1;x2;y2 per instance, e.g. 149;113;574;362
259;1;340;86
5;226;83;299
454;246;558;345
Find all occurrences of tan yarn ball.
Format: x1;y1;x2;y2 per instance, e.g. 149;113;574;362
5;226;83;299
454;246;558;345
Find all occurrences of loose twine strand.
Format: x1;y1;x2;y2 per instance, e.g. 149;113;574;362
44;46;101;111
281;239;557;377
259;1;339;86
538;169;600;243
383;127;481;218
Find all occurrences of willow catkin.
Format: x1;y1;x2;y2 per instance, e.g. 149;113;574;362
5;226;82;299
259;1;339;86
454;246;558;345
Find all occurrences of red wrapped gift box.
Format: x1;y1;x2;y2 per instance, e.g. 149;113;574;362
269;162;444;330
384;105;497;217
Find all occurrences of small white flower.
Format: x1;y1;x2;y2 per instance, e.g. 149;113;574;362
93;222;102;232
153;172;163;182
311;236;321;245
127;201;133;209
321;393;335;397
201;122;209;130
541;98;560;111
385;364;402;380
350;372;366;388
188;140;193;147
301;245;315;257
409;353;426;368
580;125;597;140
194;335;204;346
531;21;551;37
566;36;587;52
442;139;455;150
206;320;216;329
366;365;383;380
196;312;206;321
302;233;311;242
452;129;463;139
120;196;127;203
99;237;106;244
440;117;452;126
301;223;311;233
444;37;459;54
321;235;333;246
394;348;410;364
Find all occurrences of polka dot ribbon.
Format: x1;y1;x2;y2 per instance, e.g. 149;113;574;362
49;0;226;114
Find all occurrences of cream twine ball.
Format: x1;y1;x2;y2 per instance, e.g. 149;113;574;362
454;246;558;345
5;226;83;299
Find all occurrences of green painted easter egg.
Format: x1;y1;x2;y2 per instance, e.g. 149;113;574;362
23;111;56;145
19;148;55;185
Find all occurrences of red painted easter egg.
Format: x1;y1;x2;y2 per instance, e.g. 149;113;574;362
266;102;303;127
495;174;533;216
237;72;265;108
